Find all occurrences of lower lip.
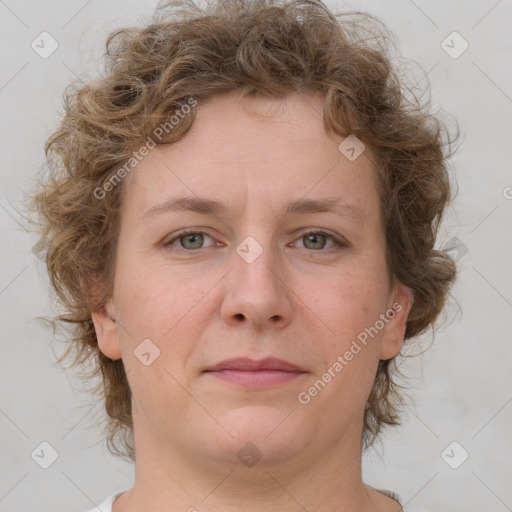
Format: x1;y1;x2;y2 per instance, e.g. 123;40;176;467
205;369;305;387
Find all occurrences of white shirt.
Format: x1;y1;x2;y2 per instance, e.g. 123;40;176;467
85;488;426;511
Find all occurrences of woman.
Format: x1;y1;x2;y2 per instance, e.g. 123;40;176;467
28;0;459;510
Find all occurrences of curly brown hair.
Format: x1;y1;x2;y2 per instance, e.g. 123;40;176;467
26;0;460;461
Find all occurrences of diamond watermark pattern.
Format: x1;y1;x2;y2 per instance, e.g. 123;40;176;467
338;134;365;161
134;338;160;366
236;236;263;264
31;236;51;262
441;441;469;469
441;31;469;59
441;236;468;262
31;32;59;59
31;441;59;469
237;442;263;468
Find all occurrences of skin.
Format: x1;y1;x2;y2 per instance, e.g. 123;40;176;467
92;91;412;512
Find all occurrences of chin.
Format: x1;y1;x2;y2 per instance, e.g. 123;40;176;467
205;405;311;465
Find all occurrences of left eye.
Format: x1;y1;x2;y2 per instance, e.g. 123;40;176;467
295;230;341;250
163;229;345;251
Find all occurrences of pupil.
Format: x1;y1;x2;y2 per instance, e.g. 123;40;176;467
183;233;202;248
307;234;324;249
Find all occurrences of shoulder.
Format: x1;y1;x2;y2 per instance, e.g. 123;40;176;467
83;490;127;512
377;488;402;503
377;489;431;512
375;488;403;510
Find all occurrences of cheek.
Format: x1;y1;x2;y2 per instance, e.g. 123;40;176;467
301;267;388;407
306;278;384;405
306;264;387;338
116;256;181;326
114;260;214;364
113;267;208;420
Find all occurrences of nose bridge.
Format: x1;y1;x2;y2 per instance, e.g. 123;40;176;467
234;231;281;296
221;230;292;328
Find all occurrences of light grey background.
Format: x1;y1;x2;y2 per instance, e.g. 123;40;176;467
1;0;511;511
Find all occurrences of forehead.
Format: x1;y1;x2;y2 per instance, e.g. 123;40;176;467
121;91;379;223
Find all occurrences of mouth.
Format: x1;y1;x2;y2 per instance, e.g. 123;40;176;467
203;357;307;388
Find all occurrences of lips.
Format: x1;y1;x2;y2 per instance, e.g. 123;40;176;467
204;357;303;373
203;357;306;388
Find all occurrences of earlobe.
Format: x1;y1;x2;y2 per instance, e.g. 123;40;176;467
91;301;122;360
379;283;414;360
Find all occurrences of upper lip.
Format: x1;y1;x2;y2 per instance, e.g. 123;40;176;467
204;357;304;372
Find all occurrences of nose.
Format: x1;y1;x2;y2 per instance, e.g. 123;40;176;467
220;237;293;331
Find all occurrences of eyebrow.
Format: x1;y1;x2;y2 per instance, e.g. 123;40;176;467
142;196;365;224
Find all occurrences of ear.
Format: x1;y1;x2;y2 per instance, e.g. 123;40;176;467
379;281;414;360
82;275;122;361
91;299;122;360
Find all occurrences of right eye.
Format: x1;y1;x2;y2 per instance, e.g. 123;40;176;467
163;229;217;251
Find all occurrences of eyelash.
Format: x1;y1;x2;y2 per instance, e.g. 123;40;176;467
163;228;348;253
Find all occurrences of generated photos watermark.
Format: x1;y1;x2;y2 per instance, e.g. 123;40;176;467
93;96;198;200
297;301;403;405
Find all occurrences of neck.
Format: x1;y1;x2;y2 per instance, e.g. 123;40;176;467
114;411;389;512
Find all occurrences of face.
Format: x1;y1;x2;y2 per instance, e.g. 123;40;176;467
92;91;412;470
